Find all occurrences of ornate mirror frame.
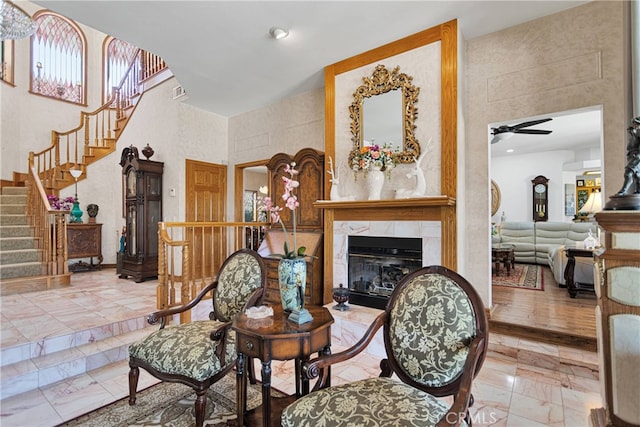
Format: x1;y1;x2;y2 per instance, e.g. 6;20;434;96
349;64;420;165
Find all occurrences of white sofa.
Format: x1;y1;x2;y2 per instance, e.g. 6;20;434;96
492;221;597;286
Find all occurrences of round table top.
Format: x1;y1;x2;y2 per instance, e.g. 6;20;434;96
233;305;334;339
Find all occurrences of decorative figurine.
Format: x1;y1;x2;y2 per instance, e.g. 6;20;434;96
605;116;640;211
86;203;99;223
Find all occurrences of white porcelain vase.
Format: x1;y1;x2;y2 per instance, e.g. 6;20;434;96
366;167;385;200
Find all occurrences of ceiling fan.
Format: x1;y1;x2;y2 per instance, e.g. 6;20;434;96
490;118;553;144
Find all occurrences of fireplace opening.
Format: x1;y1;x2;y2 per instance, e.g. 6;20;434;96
348;235;422;309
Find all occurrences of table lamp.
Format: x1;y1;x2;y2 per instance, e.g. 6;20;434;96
578;189;602;221
69;169;83;223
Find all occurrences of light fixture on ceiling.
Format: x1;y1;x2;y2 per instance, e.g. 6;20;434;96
0;0;35;41
490;132;514;144
269;27;289;40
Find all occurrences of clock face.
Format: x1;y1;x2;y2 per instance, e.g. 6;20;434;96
534;183;546;194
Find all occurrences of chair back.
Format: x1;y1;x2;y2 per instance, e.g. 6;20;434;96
383;265;488;396
213;249;266;322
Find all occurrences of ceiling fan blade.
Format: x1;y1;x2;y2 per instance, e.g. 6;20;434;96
512;118;552;130
513;129;552;135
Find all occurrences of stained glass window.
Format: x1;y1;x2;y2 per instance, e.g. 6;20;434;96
103;37;137;103
30;11;86;104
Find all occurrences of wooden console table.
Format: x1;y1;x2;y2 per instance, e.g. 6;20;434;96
233;305;334;426
563;247;595;298
67;223;103;272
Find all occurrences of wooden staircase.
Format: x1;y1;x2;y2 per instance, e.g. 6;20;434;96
0;50;171;290
13;49;169;194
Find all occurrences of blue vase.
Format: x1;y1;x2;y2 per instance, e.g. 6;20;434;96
278;258;306;312
70;200;83;223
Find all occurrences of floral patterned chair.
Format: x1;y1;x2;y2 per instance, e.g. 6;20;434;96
281;265;488;427
128;248;266;427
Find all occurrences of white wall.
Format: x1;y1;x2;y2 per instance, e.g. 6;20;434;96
491;150;576;223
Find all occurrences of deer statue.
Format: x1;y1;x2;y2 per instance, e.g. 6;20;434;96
395;138;432;199
327;156;354;201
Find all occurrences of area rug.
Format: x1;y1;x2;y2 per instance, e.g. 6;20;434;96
492;263;544;291
58;373;283;427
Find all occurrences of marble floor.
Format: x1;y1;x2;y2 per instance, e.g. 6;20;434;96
0;269;602;426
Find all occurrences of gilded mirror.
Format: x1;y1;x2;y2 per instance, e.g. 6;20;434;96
349;64;420;165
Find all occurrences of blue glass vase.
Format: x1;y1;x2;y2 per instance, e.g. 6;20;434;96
278;258;306;312
70;200;83;223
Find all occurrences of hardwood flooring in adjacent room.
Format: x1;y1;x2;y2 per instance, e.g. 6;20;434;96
490;264;598;351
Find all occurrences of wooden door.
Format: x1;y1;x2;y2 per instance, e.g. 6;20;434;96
185;159;227;276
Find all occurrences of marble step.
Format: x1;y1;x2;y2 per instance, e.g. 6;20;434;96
0;319;154;400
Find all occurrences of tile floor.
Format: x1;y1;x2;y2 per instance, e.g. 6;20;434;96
0;269;602;426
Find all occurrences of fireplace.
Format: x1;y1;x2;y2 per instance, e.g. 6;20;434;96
348;235;422;309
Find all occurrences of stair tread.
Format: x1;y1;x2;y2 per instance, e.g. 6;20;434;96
1;327;153;375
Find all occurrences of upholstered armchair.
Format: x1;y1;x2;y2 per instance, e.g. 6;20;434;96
282;266;488;427
128;248;267;427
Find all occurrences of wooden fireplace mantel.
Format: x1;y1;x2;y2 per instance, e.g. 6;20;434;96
314;196;457;304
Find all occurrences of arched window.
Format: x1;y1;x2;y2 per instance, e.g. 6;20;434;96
1;40;14;85
102;36;137;103
30;11;86;105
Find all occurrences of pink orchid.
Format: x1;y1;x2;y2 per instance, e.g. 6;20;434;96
259;162;306;259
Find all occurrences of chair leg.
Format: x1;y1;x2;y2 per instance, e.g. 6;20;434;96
128;366;139;405
194;389;207;427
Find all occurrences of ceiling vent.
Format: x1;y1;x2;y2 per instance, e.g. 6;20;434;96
172;85;186;100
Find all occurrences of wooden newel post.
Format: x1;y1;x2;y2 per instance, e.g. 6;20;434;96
591;211;640;427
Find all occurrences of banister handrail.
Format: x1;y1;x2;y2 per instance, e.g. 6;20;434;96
157;221;268;324
26;159;69;279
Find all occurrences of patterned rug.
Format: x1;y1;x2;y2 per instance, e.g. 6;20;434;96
492;263;544;291
58;373;283;427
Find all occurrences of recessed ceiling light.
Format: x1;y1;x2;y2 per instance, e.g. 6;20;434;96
506;149;514;153
269;27;289;40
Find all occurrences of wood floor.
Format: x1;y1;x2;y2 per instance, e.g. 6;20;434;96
489;263;598;351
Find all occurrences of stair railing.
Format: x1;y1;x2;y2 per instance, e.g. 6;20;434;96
25;161;69;278
29;48;168;193
157;221;267;323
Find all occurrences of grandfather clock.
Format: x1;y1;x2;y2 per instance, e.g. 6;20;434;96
120;148;163;282
531;175;549;222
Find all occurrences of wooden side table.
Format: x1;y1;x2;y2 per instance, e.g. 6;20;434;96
67;223;103;272
491;243;515;276
232;305;334;427
563;247;595;298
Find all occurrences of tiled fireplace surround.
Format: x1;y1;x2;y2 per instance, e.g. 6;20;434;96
332;219;441;290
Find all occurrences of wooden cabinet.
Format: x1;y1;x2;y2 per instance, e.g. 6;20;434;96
257;230;323;306
67;223;102;272
120;151;163;282
267;148;324;231
263;148;325;305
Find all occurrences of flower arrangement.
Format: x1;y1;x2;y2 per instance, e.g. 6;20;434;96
47;195;75;210
351;143;397;178
262;162;307;259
